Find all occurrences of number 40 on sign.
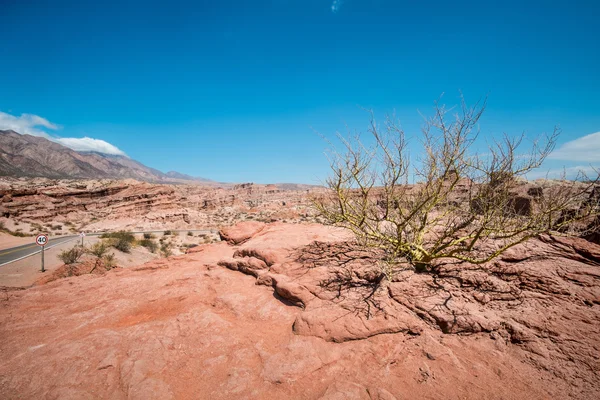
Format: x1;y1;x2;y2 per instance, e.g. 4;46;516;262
35;234;48;247
35;234;49;272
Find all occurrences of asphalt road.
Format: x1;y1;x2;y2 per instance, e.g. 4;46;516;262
0;235;80;267
0;230;217;267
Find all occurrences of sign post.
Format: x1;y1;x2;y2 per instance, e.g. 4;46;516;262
79;232;86;247
35;234;49;272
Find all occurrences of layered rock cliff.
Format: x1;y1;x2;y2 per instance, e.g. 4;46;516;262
0;178;321;233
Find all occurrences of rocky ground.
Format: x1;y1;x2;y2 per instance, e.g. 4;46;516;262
1;221;599;399
0;178;321;236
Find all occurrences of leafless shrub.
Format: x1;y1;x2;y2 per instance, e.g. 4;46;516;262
314;95;600;275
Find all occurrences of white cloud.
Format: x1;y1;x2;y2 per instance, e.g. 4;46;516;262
527;165;599;181
549;131;600;162
55;137;126;156
0;111;58;137
331;0;344;13
0;111;126;156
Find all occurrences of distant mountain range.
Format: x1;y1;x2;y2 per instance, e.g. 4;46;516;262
164;170;215;183
0;130;214;183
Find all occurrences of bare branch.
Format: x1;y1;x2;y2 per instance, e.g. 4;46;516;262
314;95;600;276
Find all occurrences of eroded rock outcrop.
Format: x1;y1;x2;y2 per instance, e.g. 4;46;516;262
1;221;599;399
207;222;600;398
218;221;265;244
0;177;322;232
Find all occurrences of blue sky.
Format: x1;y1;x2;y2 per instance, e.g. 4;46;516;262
0;0;598;183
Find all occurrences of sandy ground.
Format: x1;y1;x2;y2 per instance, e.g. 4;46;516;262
0;232;40;251
0;217;76;240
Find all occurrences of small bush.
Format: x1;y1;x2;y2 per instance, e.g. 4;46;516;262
52;225;62;230
58;245;85;265
181;243;198;252
101;231;135;242
161;242;173;257
103;254;117;269
88;242;109;258
143;232;155;239
88;242;110;273
101;231;135;253
140;238;158;253
112;238;132;253
9;230;30;237
187;231;194;236
163;230;173;236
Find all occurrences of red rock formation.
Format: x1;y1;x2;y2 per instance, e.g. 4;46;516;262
0;178;323;232
218;221;266;244
1;222;599;399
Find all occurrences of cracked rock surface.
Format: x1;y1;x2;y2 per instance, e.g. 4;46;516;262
1;222;599;399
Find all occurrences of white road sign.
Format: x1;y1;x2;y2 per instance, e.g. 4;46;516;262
79;232;86;237
35;234;49;247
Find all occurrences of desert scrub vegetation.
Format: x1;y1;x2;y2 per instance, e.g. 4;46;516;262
58;245;85;265
100;231;135;253
58;243;116;276
58;245;86;276
143;232;156;239
160;241;173;257
314;95;600;277
102;253;117;269
30;223;44;233
0;221;32;237
88;242;116;273
180;243;198;252
197;234;211;244
139;238;159;253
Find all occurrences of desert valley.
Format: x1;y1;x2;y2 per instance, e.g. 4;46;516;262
1;129;600;398
2;2;599;398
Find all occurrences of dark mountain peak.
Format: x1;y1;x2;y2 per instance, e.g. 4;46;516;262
0;129;20;136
